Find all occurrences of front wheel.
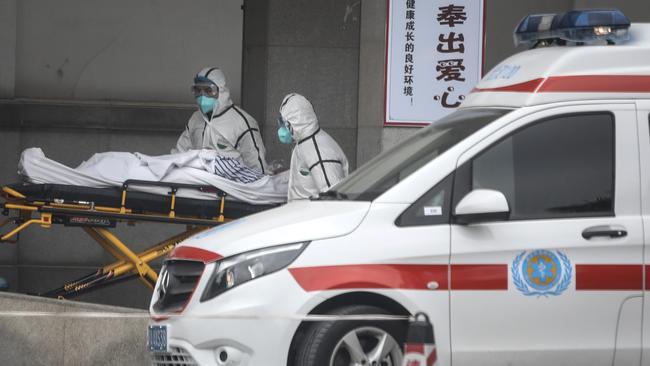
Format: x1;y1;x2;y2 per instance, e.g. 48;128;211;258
292;305;406;366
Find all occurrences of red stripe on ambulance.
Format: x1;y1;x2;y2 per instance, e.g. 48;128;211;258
289;264;509;292
450;264;508;290
472;78;544;93
169;246;222;263
289;264;449;291
290;263;650;292
575;264;643;290
473;75;650;94
539;75;650;93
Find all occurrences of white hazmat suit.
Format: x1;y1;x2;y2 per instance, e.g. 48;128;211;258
172;67;268;174
279;93;349;200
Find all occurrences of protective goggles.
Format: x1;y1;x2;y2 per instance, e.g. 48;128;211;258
191;83;219;98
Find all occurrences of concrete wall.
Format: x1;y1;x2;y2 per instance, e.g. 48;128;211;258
0;0;17;99
10;0;243;104
0;0;245;309
243;0;362;169
0;291;148;366
356;0;386;165
0;0;362;308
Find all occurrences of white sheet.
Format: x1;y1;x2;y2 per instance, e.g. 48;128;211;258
18;148;288;205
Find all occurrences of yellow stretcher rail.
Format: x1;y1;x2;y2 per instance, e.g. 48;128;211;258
0;182;236;299
3;186;26;199
0;213;52;241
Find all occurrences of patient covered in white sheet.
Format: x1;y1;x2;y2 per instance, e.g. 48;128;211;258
77;150;265;184
18;148;288;205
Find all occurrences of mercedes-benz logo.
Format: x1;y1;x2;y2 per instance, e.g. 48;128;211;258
159;267;170;299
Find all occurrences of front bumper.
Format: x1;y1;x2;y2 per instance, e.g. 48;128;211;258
149;267;322;366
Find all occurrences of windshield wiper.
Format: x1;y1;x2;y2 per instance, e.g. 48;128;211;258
313;190;349;200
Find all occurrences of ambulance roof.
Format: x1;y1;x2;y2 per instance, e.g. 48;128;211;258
463;23;650;108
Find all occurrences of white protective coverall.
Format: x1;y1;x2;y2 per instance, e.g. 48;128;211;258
172;67;268;174
279;93;349;200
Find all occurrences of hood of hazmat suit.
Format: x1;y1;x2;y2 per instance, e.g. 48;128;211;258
172;67;268;174
279;93;349;201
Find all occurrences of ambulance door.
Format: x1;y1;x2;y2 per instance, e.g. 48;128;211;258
390;173;453;366
637;100;650;366
449;104;643;366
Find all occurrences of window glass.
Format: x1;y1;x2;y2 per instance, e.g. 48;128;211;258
327;108;511;201
397;174;453;226
470;113;614;220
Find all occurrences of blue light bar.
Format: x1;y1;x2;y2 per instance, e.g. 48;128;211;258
513;9;630;48
514;13;557;47
554;9;630;44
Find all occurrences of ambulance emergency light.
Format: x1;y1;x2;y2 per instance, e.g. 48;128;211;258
554;9;630;44
514;13;557;47
514;9;630;48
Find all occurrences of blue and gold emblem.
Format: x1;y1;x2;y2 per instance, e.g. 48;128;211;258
512;249;572;296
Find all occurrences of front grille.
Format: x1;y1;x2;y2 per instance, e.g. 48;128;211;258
153;260;205;313
151;346;198;366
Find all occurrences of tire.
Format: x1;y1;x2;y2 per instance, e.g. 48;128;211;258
292;305;407;366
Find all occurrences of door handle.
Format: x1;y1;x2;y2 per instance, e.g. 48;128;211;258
582;225;627;240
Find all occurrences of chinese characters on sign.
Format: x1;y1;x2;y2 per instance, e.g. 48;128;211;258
403;0;416;98
435;6;467;108
386;0;484;125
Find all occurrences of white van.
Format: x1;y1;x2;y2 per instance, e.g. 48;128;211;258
149;10;650;366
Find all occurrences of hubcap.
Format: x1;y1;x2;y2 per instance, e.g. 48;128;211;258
329;326;403;366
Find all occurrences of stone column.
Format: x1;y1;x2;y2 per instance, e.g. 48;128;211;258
356;0;386;165
0;0;17;98
242;0;361;168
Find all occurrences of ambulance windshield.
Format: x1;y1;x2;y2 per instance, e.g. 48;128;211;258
326;108;511;201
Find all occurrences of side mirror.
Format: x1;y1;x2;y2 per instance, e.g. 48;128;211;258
454;189;510;225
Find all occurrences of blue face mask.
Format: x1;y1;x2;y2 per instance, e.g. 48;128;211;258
197;96;217;115
277;126;293;144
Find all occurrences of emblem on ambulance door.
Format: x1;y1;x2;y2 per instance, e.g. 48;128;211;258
511;249;572;297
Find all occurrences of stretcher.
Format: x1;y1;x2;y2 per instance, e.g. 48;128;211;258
0;180;276;299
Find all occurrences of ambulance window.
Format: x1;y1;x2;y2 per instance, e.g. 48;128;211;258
396;174;453;226
331;108;510;201
468;112;614;220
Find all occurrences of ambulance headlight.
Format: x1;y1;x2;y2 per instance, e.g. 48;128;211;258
553;9;630;44
200;242;307;301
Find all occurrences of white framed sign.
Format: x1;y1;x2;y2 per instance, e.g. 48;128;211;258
384;0;485;126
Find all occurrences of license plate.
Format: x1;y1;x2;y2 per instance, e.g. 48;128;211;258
148;325;168;353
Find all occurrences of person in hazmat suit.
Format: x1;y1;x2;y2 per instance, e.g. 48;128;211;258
172;67;268;174
277;93;349;200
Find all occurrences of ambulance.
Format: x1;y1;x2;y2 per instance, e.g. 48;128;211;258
149;9;650;366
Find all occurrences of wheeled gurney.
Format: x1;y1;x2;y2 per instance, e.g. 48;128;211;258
0;180;276;299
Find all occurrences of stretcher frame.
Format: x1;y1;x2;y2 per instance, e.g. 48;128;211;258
0;180;234;299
